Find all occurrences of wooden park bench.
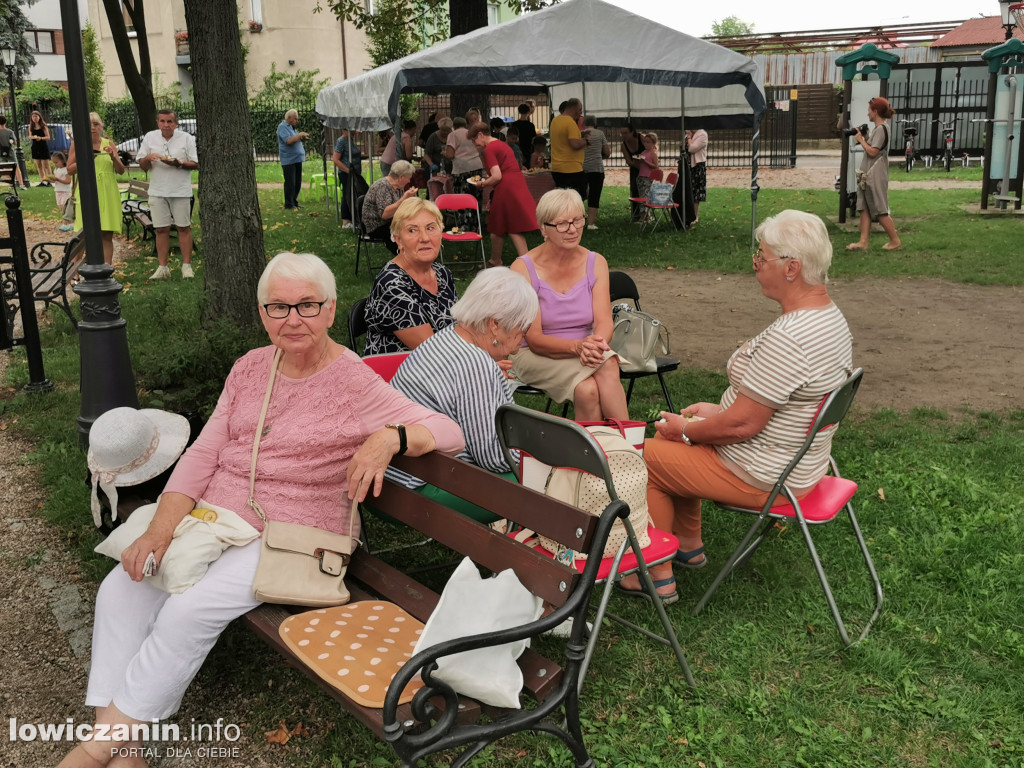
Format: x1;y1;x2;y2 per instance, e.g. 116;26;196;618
1;233;86;335
121;178;154;242
245;443;626;766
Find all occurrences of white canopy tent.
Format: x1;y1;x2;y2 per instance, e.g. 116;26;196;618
317;0;766;232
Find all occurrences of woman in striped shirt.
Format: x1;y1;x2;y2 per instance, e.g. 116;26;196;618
617;210;854;605
389;267;539;522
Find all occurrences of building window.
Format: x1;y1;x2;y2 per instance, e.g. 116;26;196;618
487;2;499;25
250;0;263;24
364;0;375;14
23;30;56;54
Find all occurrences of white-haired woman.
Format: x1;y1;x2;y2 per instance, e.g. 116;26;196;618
617;210;854;605
509;188;628;421
389;266;539;522
277;108;309;209
59;252;463;768
361;159;418;255
364;196;457;356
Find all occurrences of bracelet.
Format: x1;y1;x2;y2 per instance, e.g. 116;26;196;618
680;421;693;446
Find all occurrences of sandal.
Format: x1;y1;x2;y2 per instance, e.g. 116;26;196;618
614;576;678;606
674;546;707;569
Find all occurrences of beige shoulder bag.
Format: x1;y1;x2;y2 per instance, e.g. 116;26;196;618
249;348;358;607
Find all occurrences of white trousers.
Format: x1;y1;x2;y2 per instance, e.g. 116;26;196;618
85;540;262;721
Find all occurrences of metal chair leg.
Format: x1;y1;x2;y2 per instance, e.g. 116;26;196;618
657;372;675;413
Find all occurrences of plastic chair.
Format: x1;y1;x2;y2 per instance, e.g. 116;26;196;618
608;271;680;414
692;368;884;647
435;193;486;269
362;352;410;383
347;297;368;355
496;404;696;690
353;194;388;276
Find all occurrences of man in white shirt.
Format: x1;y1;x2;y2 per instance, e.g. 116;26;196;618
138;110;199;279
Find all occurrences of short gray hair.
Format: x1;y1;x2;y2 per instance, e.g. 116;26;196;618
284;109;299;120
389;159;415;179
452;116;467;129
437;117;453;131
755;210;832;286
536;188;585;230
451;267;538;334
582;114;597;128
257;252;337;305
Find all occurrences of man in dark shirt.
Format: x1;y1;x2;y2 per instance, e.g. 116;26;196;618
510;102;537;165
418;112;441;147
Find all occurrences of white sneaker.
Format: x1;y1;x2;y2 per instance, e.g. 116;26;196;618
181;263;195;279
544;617;593;638
149;265;171;280
586;224;598;230
342;221;354;230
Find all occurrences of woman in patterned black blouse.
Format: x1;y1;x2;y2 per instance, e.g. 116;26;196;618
363;197;458;356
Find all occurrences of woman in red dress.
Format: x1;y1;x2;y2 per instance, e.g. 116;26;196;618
470;122;539;267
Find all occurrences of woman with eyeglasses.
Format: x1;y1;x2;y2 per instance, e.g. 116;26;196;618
615;210;853;606
60;251;464;768
508;188;628;421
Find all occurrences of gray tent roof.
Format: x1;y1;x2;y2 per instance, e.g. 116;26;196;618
316;0;765;131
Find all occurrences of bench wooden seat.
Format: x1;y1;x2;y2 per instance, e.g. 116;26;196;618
244;448;625;767
1;234;86;335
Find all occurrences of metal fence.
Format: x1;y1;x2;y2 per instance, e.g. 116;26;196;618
887;62;991;157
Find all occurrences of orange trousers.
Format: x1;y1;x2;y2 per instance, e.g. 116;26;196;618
644;435;792;544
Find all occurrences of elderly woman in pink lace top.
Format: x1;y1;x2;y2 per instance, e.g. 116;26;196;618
60;252;464;768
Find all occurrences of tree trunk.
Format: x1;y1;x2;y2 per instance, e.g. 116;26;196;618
448;0;489;121
183;0;265;328
100;0;156;130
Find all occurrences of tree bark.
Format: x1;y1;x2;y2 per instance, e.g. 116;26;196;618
448;0;489;121
99;0;157;131
183;0;265;328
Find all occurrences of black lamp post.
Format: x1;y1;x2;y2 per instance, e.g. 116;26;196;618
57;0;140;445
1;46;30;191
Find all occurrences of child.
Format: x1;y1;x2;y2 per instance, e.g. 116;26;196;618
506;126;525;169
49;151;75;232
530;135;548;170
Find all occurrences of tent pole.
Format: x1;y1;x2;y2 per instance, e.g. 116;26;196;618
750;114;762;248
680;87;687;230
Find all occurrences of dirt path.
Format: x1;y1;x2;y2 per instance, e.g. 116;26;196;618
626;270;1023;413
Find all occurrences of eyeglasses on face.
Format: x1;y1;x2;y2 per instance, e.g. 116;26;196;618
544;217;585;233
263;300;328;319
751;247;792;269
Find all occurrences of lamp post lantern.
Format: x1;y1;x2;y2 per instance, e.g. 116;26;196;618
999;0;1017;40
1;46;30;192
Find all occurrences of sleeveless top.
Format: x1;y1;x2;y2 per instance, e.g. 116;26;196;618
520;251;597;342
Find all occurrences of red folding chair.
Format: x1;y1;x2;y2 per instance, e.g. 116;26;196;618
435;193;487;269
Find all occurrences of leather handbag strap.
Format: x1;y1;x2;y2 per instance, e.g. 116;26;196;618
246;347;357;538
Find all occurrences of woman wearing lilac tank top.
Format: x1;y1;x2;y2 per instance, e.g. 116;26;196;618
508;189;628;420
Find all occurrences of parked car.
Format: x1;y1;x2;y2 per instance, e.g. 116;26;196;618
116;118;198;163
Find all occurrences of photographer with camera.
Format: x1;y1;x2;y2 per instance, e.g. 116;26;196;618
846;97;901;252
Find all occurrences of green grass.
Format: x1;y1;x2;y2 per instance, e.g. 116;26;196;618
3;179;1024;767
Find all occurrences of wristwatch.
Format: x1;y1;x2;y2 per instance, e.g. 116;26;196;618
680;420;693;446
385;423;408;455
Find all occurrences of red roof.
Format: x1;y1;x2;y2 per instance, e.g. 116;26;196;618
932;15;1024;47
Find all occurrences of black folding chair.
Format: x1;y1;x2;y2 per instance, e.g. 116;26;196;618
497;404;695;689
353;195;388;276
609;270;680;413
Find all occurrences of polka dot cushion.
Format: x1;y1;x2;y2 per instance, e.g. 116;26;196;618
279;601;426;708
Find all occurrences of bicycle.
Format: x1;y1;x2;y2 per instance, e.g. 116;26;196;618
933;118;961;173
896;119;925;172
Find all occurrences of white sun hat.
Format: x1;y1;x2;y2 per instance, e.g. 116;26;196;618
87;407;191;527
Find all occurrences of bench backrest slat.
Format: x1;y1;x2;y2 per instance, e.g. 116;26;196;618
374;479;580;608
390;451;598;556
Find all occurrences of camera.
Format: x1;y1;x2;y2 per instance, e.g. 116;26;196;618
843;124;869;138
